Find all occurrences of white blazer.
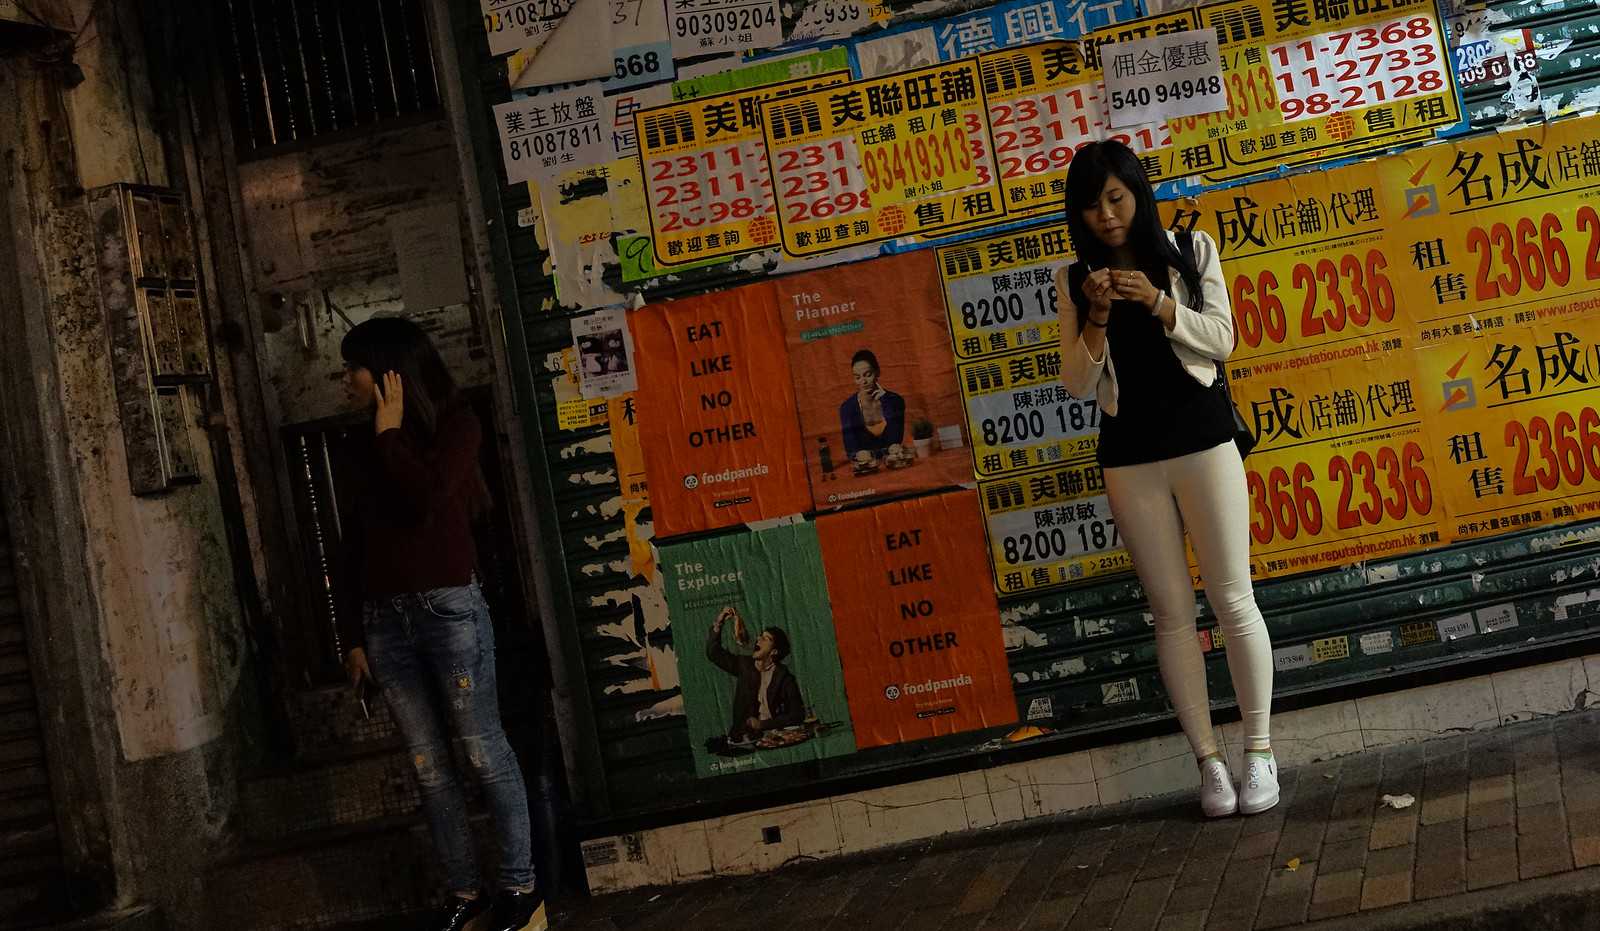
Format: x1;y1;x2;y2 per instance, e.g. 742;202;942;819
1055;229;1235;417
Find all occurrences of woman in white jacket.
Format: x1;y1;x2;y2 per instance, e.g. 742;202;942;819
1054;140;1278;817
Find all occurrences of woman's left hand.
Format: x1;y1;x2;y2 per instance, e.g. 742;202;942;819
1111;270;1162;311
375;371;404;434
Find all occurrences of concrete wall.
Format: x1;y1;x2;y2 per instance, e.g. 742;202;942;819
0;0;248;923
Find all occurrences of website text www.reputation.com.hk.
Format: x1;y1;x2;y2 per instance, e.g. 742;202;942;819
1239;338;1380;378
1281;531;1417;570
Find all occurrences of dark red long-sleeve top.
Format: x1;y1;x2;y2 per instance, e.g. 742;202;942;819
337;403;482;653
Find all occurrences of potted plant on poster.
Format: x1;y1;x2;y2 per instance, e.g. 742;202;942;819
911;419;934;459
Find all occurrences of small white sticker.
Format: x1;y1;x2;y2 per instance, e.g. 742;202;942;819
1273;644;1312;673
1437;613;1477;640
1476;603;1520;633
1026;696;1054;721
517;206;539;227
1555;589;1600;621
669;0;782;58
1359;631;1394;656
1101;678;1140;706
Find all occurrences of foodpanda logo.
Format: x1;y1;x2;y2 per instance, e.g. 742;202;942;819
883;685;901;701
682;474;700;489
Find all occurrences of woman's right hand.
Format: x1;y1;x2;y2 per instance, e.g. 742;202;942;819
1083;268;1115;319
344;647;371;688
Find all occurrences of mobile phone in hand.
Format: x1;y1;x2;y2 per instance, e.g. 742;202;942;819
356;676;381;719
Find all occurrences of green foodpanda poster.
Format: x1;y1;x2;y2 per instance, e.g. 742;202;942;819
662;522;856;778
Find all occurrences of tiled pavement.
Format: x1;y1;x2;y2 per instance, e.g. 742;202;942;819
549;709;1600;930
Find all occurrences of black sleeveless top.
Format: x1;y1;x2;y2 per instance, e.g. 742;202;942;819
1066;261;1234;468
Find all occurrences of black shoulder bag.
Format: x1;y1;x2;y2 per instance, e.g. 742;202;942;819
1175;232;1256;458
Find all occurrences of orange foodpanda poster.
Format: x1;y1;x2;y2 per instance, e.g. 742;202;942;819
816;490;1017;748
774;251;972;511
630;284;811;537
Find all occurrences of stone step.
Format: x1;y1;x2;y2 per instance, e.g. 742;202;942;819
203;817;439;931
3;905;162;931
238;747;422;843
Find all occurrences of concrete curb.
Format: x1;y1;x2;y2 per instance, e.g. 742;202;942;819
1304;866;1600;930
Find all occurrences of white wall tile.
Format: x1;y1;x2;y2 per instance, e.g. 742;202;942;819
1356;675;1499;749
705;800;839;875
656;820;714;882
834;775;968;853
1092;732;1200;805
982;762;1030;825
583;834;672;893
960;769;998;830
1492;658;1589;724
1020;752;1099;817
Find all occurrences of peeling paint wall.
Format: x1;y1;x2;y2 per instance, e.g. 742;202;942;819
0;0;254;922
37;203;243;761
0;0;247;765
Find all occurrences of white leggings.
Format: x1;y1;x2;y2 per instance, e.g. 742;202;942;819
1104;441;1273;759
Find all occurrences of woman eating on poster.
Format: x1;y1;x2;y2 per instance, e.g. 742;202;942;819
1056;140;1279;819
838;349;907;468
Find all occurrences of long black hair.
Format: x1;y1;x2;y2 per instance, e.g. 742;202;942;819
1063;140;1202;309
341;317;461;442
341;317;491;514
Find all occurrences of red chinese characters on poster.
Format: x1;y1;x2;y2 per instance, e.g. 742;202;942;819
629;285;811;537
817;491;1017;748
775;251;972;511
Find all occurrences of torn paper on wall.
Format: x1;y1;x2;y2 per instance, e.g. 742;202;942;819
482;0;577;57
603;0;676;90
510;0;619;88
389;201;470;311
783;0;890;43
540;165;628;309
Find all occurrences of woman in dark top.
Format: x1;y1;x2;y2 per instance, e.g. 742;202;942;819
339;318;544;931
838;349;906;463
1056;142;1278;819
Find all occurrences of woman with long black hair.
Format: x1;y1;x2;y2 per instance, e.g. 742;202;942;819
339;317;545;931
1055;141;1278;818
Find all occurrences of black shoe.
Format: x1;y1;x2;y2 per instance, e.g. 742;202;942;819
483;889;547;931
433;894;491;931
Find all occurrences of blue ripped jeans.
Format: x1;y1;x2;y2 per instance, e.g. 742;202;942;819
363;581;534;895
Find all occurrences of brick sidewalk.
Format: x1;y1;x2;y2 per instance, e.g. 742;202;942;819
550;709;1600;930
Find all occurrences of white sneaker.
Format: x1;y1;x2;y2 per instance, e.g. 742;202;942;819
1240;752;1280;815
1200;756;1238;818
